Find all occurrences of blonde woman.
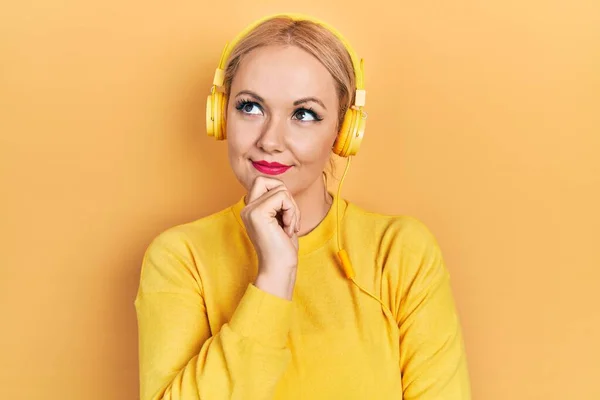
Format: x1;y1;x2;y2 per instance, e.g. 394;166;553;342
135;13;471;400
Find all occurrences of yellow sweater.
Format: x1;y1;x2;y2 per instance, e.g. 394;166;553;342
134;194;471;399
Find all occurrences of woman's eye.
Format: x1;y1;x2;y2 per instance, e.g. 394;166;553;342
293;109;317;121
238;102;262;115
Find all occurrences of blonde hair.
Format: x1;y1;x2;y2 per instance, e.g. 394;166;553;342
222;16;356;128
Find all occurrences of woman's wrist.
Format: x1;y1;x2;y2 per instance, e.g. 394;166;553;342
254;267;297;300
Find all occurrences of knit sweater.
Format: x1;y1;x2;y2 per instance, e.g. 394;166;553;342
134;194;471;399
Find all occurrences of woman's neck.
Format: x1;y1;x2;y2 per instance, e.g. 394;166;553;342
293;178;333;237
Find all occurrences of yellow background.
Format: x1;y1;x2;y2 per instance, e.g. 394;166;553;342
2;0;599;399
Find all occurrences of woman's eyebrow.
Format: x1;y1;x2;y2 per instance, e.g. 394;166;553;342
294;97;326;110
234;90;326;110
235;90;264;102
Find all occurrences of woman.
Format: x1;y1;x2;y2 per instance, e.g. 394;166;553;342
135;13;471;400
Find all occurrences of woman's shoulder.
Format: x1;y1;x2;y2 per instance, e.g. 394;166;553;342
343;199;449;285
344;199;442;256
143;199;243;255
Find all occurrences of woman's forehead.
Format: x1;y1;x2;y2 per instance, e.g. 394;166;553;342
231;45;337;104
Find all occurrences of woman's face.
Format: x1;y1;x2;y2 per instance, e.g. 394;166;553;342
225;45;339;197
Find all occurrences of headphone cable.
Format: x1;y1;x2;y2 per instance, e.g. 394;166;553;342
335;157;395;322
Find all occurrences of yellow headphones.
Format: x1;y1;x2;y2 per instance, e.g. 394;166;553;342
205;12;368;158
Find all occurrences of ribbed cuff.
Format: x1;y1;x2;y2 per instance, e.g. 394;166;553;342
229;283;292;348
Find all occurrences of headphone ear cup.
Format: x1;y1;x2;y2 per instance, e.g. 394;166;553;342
333;108;366;157
333;110;353;157
206;91;228;140
345;109;366;157
217;92;228;140
206;92;216;138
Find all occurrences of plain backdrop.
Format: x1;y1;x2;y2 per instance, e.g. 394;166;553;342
1;0;599;399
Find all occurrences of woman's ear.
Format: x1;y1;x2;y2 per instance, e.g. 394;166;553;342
331;133;338;148
326;155;337;181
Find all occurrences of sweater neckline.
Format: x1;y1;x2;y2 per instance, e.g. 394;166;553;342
230;191;348;256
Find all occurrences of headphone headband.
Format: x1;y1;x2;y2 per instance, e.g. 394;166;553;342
212;13;366;107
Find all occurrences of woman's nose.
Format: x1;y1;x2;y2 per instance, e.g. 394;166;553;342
256;115;286;153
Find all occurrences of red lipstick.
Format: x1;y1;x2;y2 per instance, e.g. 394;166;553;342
252;160;292;175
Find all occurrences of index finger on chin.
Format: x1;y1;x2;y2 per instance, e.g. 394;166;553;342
247;176;286;203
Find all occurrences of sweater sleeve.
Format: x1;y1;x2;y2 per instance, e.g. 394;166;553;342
134;228;292;400
395;221;471;399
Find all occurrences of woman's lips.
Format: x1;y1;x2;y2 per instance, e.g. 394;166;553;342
251;160;292;176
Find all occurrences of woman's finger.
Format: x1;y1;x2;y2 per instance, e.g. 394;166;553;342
258;189;297;233
246;176;285;204
245;177;301;235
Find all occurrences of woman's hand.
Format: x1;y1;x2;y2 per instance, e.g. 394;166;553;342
240;176;301;300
